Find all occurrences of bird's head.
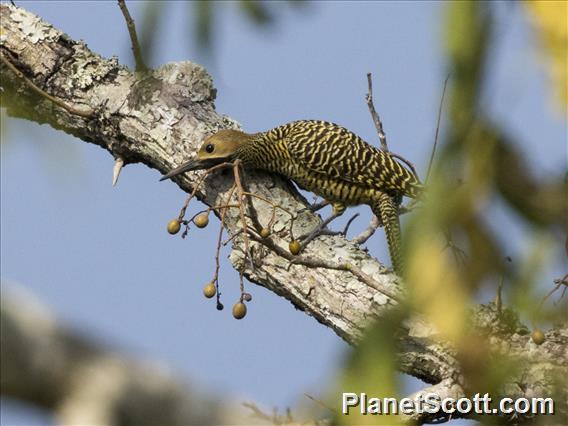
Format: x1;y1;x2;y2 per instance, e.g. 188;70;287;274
160;129;251;181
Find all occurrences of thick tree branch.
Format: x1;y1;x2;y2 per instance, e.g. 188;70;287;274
1;287;317;425
1;5;566;423
0;288;222;425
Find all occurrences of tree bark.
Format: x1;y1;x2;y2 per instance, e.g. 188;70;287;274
1;4;566;423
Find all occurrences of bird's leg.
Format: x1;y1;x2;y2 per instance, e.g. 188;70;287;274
298;202;346;247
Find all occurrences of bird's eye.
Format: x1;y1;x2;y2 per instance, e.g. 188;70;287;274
205;144;215;153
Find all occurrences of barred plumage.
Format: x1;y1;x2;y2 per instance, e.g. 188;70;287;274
161;120;422;274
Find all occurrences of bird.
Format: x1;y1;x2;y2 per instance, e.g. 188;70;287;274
160;120;422;274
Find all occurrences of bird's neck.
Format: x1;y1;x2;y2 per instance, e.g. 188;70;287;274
235;131;283;170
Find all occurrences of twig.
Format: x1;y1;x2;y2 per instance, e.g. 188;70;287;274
239;272;246;302
495;276;503;314
539;274;568;309
351;215;381;245
117;0;148;72
186;204;240;226
426;74;450;183
213;215;225;309
222;229;243;246
553;274;568;288
177;162;234;221
303;393;338;415
0;52;95;118
350;199;421;246
366;72;388;151
212;183;237;310
365;72;420;181
242;402;274;423
391;152;419;179
442;229;467;266
241;191;296;235
342;212;360;236
233;160;255;271
399;198;420;215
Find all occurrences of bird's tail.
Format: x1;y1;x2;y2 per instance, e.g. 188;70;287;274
373;193;403;275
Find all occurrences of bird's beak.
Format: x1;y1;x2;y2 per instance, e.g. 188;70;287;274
159;157;222;181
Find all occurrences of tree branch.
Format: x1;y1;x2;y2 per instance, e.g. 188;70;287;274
0;288;222;425
1;286;305;425
117;0;148;73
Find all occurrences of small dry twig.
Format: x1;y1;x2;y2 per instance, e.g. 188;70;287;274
366;72;388;151
303;393;339;415
442;230;468;266
495;276;503;314
342;212;360;236
366;73;420;179
426;73;450;183
391;152;420;179
350;198;420;246
233;160;255;271
242;402;274;423
365;73;418;177
242;402;293;425
222;228;243;246
117;0;148;72
177;162;234;221
539;273;568;309
241;191;296;237
1;52;95;118
212;183;237;310
351;215;381;245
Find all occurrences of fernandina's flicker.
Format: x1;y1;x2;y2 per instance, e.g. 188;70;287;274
161;120;422;274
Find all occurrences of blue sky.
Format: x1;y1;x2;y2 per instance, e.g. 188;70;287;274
1;1;565;424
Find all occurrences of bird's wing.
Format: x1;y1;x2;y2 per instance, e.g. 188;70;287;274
285;121;420;196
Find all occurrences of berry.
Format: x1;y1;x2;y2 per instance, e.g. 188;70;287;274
194;214;209;228
232;302;247;320
167;219;181;235
531;329;545;345
289;240;301;255
203;282;216;298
